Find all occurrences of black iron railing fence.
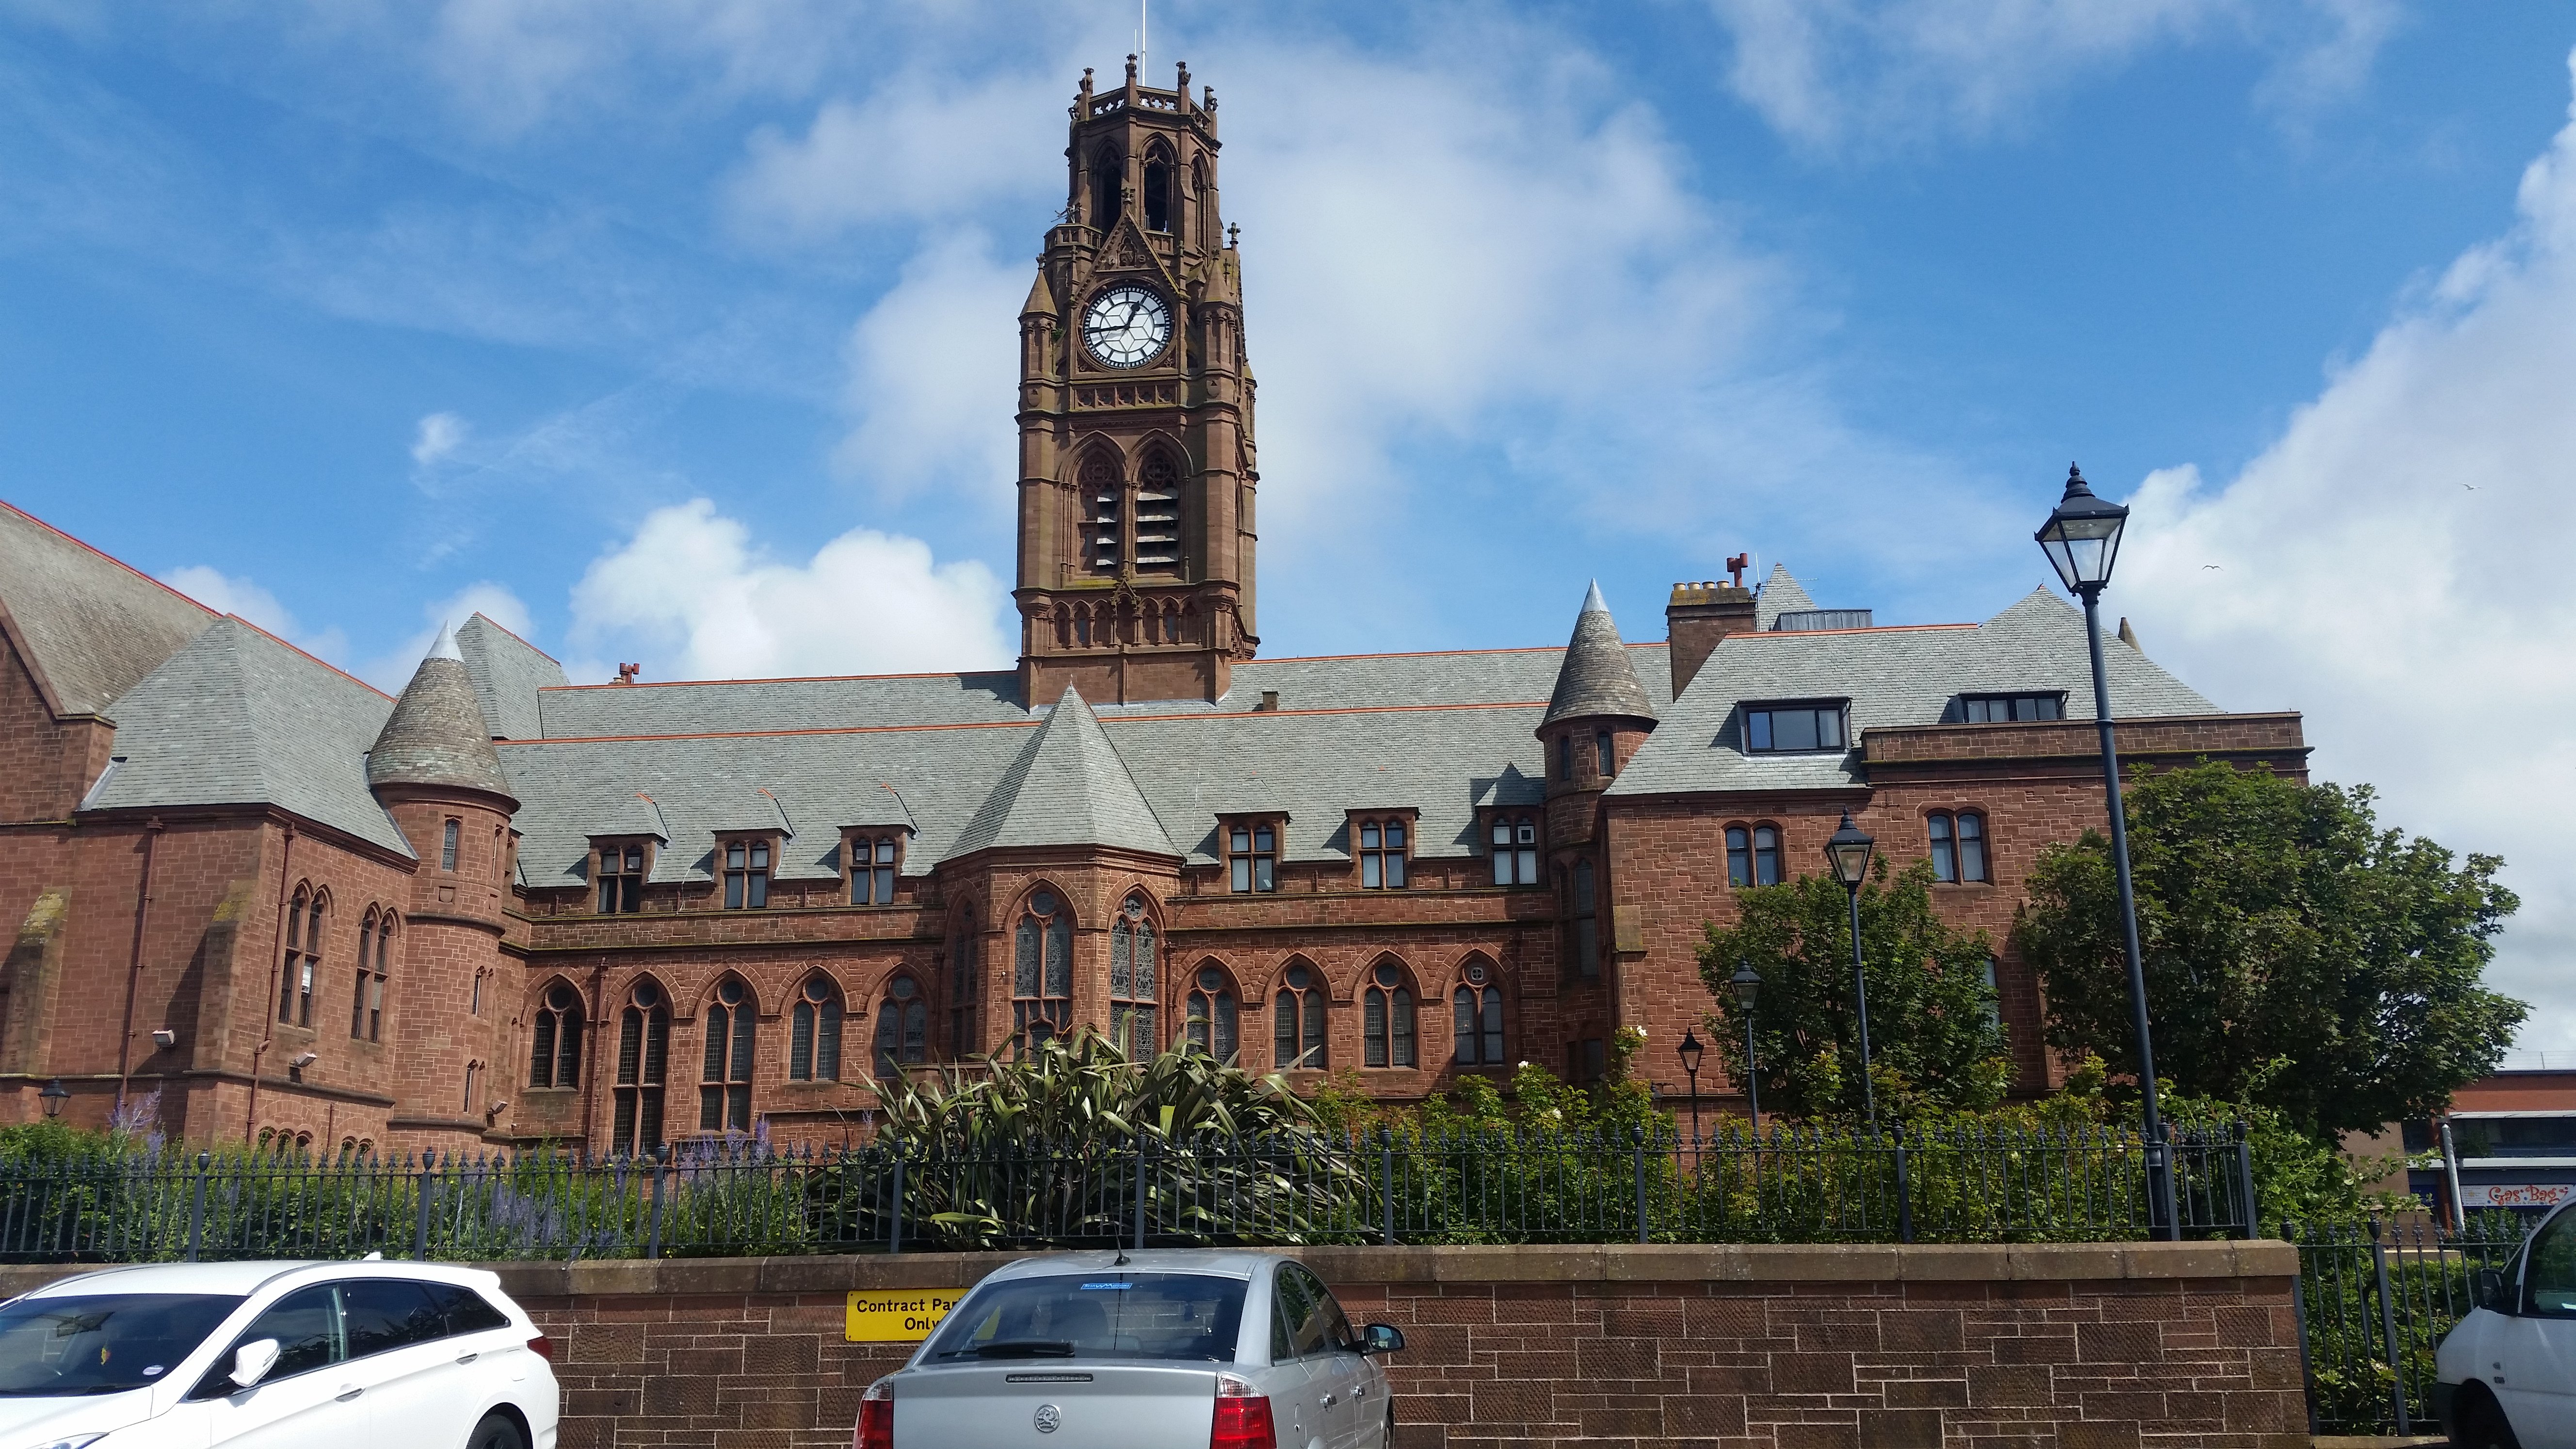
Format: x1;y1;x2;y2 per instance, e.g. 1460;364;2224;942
2288;1215;2533;1436
0;1123;2257;1265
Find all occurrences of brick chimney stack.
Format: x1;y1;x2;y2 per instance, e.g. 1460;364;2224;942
1666;580;1757;699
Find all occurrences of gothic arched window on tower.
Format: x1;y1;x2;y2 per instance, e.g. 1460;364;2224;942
1134;451;1181;571
872;976;928;1079
1185;965;1238;1062
530;982;582;1088
1013;891;1074;1049
1143;145;1173;233
1453;960;1505;1066
1274;963;1327;1070
791;976;844;1081
1572;859;1600;979
700;979;756;1133
1362;961;1417;1068
1092;150;1122;230
1081;450;1124;575
613;981;669;1156
1192;158;1213;245
1110;894;1159;1058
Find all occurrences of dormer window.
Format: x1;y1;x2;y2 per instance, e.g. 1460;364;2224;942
849;834;900;905
1354;815;1410;889
722;838;772;910
1490;815;1539;886
1960;692;2065;723
1227;821;1279;893
595;842;648;914
1743;702;1847;754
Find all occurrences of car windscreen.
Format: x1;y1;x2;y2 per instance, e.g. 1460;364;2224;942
0;1293;245;1397
925;1272;1246;1364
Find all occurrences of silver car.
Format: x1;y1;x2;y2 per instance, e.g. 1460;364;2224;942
855;1250;1403;1449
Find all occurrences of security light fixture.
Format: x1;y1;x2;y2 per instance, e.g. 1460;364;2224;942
150;1028;178;1049
289;1051;319;1069
2034;463;2128;596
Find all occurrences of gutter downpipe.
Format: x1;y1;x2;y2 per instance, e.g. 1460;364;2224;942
113;816;166;1125
247;822;296;1141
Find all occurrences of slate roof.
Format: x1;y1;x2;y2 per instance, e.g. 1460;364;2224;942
945;688;1178;862
1608;588;2220;799
1752;563;1817;630
369;628;517;801
455;614;567;740
1541;582;1658;726
82;618;412;855
0;500;218;716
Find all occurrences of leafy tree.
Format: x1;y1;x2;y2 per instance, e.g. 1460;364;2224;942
2014;761;2524;1138
1695;858;2011;1122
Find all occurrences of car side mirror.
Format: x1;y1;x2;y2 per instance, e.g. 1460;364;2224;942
1360;1324;1404;1355
229;1338;281;1389
2473;1269;2512;1315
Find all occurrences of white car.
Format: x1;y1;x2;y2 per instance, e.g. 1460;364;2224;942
2438;1198;2576;1448
0;1258;558;1449
856;1250;1403;1449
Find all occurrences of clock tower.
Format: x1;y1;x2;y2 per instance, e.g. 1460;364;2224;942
1015;56;1256;706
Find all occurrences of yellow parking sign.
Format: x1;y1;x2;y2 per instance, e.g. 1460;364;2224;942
845;1289;963;1342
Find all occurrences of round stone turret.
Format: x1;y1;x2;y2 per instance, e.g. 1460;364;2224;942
368;624;515;804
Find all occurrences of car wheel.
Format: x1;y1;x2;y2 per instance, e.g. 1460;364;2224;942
467;1412;528;1449
1384;1403;1397;1449
2452;1385;2522;1449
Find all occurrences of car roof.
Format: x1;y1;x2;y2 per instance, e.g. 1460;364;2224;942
982;1250;1285;1283
19;1259;501;1300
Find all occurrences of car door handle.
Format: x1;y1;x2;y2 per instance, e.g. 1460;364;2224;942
336;1387;363;1402
456;1352;479;1364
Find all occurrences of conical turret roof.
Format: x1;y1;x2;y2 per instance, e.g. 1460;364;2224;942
367;624;515;802
1542;582;1658;728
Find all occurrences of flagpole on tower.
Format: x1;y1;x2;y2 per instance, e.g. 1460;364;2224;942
1138;0;1148;77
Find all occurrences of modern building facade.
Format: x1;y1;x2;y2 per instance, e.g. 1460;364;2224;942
0;61;2310;1157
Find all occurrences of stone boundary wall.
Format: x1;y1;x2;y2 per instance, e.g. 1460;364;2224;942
0;1241;2308;1449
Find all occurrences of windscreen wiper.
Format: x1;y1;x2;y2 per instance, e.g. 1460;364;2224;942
957;1339;1077;1359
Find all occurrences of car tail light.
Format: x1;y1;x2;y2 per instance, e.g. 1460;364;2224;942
1210;1373;1276;1449
856;1378;894;1449
525;1332;553;1363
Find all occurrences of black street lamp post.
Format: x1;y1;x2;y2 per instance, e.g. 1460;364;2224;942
1823;810;1878;1131
1676;1030;1704;1159
1730;960;1763;1127
2036;463;2179;1240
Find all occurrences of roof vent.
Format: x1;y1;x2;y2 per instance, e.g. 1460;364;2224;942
1771;610;1873;632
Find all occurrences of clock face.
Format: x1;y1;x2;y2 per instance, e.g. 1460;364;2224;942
1082;284;1173;368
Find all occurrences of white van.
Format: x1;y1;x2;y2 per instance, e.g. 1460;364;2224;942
2437;1198;2576;1448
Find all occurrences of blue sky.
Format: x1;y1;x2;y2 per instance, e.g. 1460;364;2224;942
7;2;2576;1045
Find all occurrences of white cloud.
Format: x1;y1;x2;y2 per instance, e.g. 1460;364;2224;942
566;497;1011;681
158;564;353;664
359;581;538;692
830;228;1025;507
724;71;1062;244
2119;48;2576;1050
411;411;470;467
1705;0;2393;153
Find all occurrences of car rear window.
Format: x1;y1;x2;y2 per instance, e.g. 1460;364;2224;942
926;1273;1245;1364
0;1293;244;1397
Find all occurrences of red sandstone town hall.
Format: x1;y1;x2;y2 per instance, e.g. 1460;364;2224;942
0;62;2307;1157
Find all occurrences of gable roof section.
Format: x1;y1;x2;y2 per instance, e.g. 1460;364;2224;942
1752;564;1817;630
82;618;411;854
945;689;1177;861
1610;587;2219;799
0;500;218;716
455;613;567;740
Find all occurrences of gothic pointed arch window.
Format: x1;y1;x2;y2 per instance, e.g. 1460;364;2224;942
790;975;844;1082
278;888;322;1027
1143;142;1174;233
1134;450;1182;571
351;908;390;1042
1192;157;1213;245
1184;962;1239;1063
949;905;982;1058
1273;961;1327;1071
699;978;756;1134
1081;449;1124;575
1571;859;1600;979
1013;890;1074;1048
1110;893;1160;1058
1362;960;1417;1069
530;981;582;1088
872;975;929;1079
1452;959;1505;1066
1091;148;1122;230
612;980;669;1157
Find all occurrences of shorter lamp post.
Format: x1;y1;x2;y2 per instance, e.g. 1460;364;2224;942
1824;810;1878;1131
38;1079;68;1120
1676;1029;1704;1158
1731;961;1763;1127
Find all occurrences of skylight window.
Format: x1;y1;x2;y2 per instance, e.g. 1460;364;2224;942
1743;702;1847;753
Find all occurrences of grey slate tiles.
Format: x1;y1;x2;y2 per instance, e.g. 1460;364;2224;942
1541;581;1659;727
0;500;218;716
